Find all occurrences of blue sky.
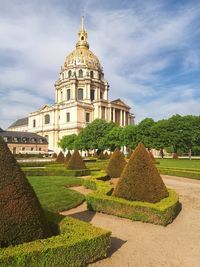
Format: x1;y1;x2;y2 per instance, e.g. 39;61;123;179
0;0;200;128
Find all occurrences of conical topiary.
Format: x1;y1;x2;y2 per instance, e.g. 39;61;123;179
126;150;133;159
52;152;57;158
64;151;71;166
173;153;179;159
66;150;86;170
56;151;65;163
149;151;155;162
113;143;169;203
104;151;110;160
0;137;51;248
98;151;107;160
106;149;126;178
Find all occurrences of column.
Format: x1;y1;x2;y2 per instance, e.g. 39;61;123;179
124;110;126;126
113;108;115;122
119;109;123;126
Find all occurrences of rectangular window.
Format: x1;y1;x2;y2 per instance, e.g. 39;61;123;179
22;147;25;151
100;91;103;99
67;89;71;100
33;119;36;128
66;112;70;122
31;147;34;151
85;112;90;123
78;88;83;100
90;89;95;101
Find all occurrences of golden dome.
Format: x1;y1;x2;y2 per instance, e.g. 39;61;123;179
64;17;101;70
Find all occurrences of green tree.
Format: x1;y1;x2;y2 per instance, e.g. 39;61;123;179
136;118;155;149
104;126;124;151
58;134;77;151
77;119;116;151
122;125;138;149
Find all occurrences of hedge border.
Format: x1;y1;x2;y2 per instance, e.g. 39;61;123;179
23;168;91;177
84;173;181;226
0;216;111;267
159;168;200;180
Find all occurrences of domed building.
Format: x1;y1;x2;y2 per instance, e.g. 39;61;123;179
8;17;134;152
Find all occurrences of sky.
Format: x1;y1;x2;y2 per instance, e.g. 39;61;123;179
0;0;200;128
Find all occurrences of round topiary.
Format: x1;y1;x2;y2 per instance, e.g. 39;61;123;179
0;137;51;248
66;150;86;170
56;151;65;163
64;151;71;166
106;149;126;178
113;143;169;203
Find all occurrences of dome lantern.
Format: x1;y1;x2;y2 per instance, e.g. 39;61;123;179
76;16;89;49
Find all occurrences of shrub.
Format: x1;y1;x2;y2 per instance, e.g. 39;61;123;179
0;216;111;267
0;137;51;248
113;143;169;203
56;151;65;163
104;151;110;159
67;150;86;170
64;151;71;166
106;149;126;178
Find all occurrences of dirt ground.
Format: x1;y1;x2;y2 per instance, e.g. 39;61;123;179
61;175;200;267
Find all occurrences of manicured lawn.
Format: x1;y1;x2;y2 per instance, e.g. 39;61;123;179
28;176;85;213
157;159;200;169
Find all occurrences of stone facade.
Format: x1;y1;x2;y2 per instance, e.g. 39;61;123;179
8;17;134;152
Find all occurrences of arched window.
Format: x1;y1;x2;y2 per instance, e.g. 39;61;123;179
78;88;83;100
79;69;83;78
68;70;72;78
44;114;50;124
90;71;94;78
81;36;84;40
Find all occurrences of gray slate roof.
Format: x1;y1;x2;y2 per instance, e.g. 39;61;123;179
0;129;48;144
8;117;28;129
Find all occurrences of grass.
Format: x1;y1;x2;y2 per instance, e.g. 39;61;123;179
27;176;85;213
157;159;200;169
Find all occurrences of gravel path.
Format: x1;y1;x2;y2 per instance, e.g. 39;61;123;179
61;175;200;267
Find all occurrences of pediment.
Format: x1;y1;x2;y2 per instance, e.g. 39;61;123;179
111;98;130;108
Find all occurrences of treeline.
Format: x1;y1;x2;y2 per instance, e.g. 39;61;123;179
58;114;200;156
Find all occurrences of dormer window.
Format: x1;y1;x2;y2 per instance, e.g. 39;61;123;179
81;36;84;40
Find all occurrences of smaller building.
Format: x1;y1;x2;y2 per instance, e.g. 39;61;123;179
0;128;48;154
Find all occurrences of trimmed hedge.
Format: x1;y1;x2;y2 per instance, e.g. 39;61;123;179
0;216;111;267
159;168;200;180
23;167;90;177
19;161;57;167
84;172;181;226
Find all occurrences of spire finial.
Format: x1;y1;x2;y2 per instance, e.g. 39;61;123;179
81;16;85;31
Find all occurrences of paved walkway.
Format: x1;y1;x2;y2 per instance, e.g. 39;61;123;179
61;175;200;267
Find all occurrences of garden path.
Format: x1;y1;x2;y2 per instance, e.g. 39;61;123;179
61;175;200;267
